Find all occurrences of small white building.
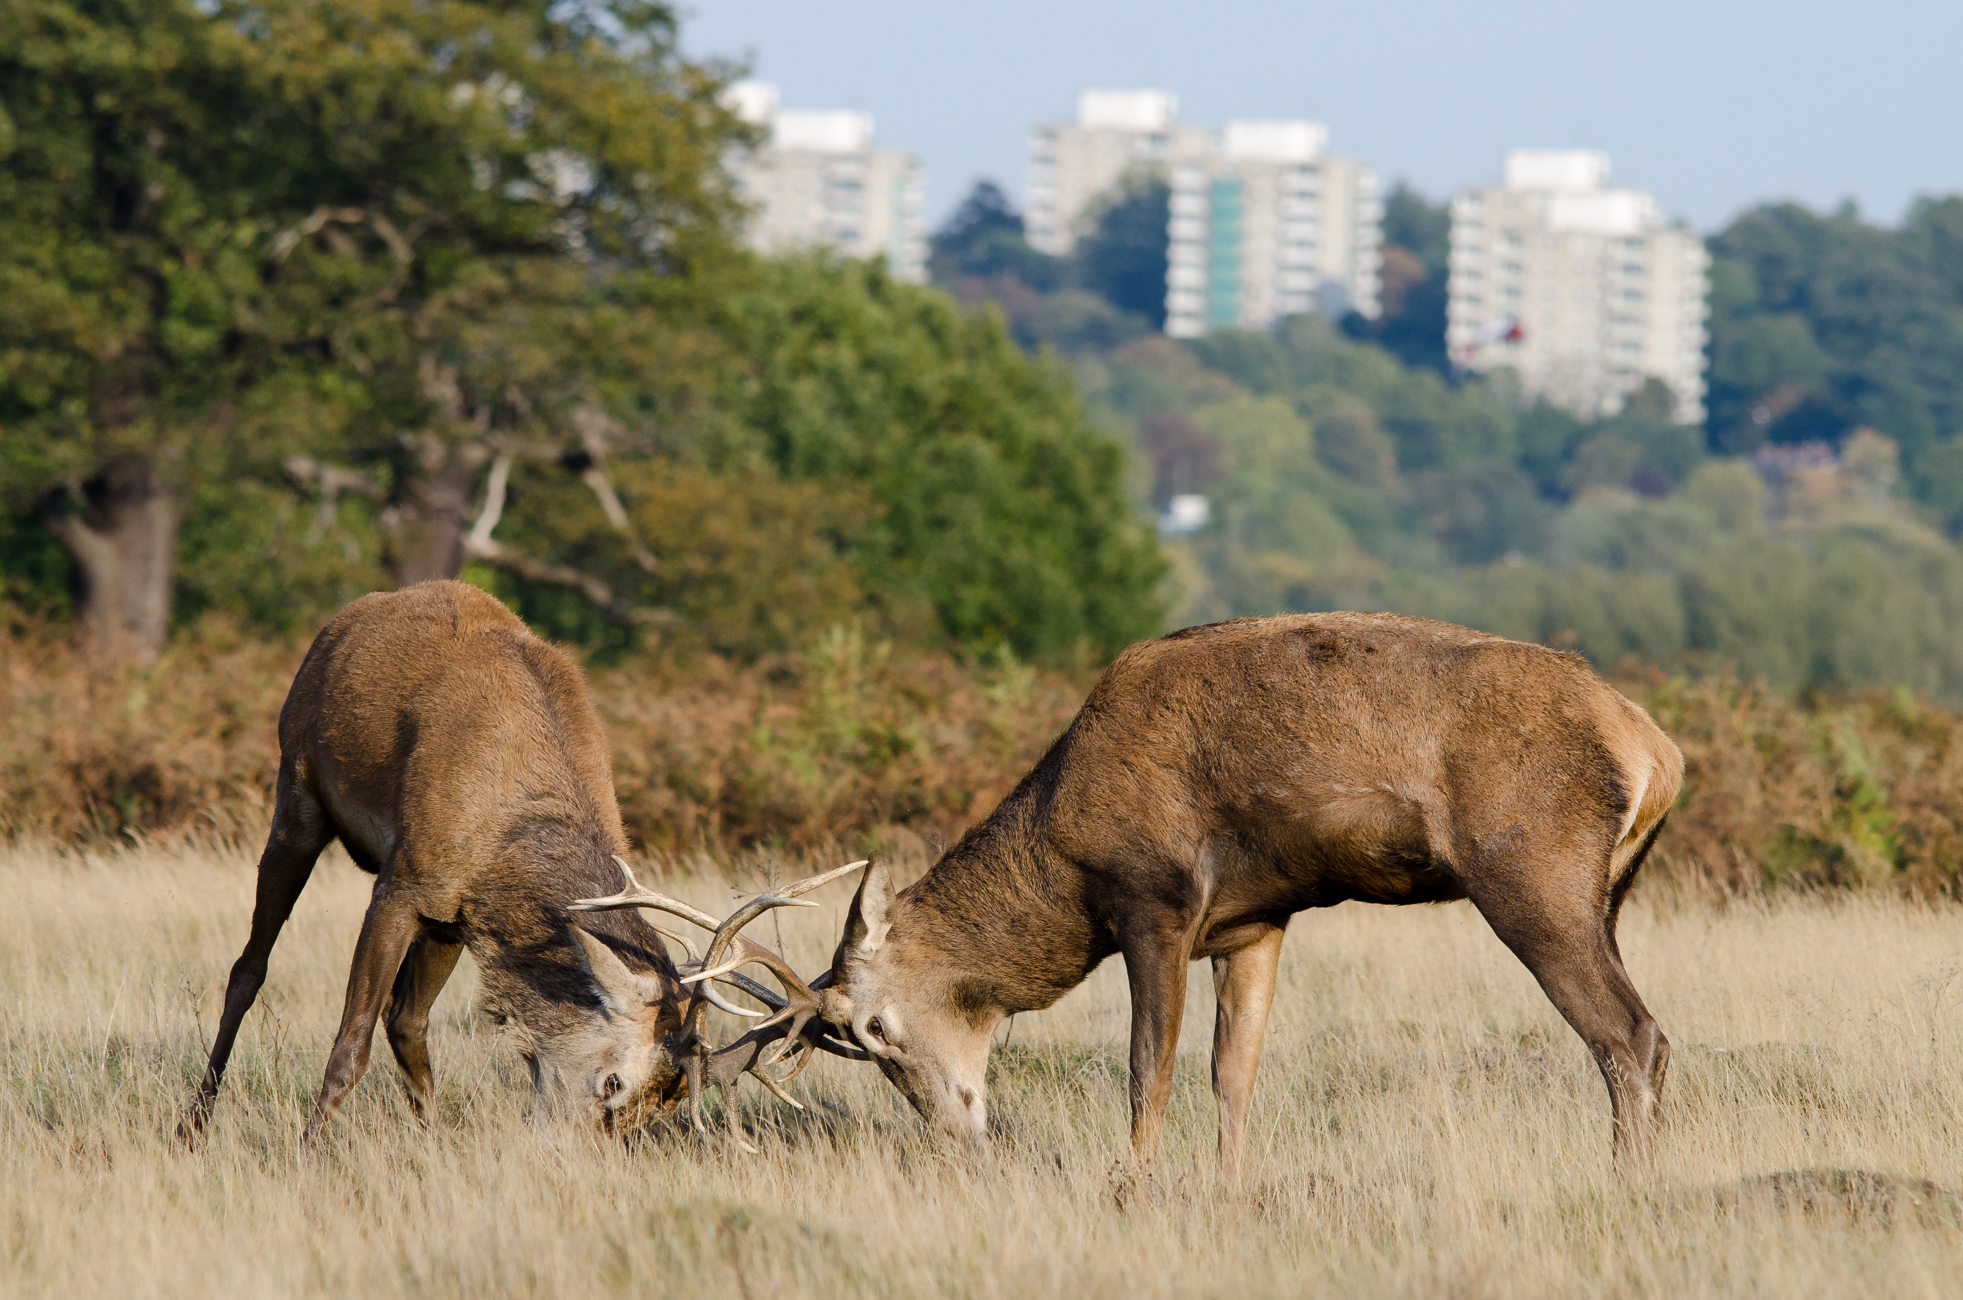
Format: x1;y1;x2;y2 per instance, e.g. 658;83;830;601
1447;150;1709;423
724;81;927;283
1163;121;1382;337
1026;89;1214;257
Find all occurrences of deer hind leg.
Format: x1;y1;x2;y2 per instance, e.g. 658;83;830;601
178;774;334;1146
1210;923;1285;1187
303;887;423;1145
1463;859;1668;1172
385;932;465;1124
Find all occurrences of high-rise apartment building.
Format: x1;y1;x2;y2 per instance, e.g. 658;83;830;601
724;81;927;283
1163;121;1382;337
1446;150;1708;422
1026;90;1212;256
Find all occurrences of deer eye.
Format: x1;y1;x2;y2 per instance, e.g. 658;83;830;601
602;1073;623;1100
866;1017;886;1044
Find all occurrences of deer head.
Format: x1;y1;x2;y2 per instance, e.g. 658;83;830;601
817;861;998;1146
567;855;871;1143
521;923;688;1133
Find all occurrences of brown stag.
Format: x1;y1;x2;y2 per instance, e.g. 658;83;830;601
178;581;857;1146
809;613;1683;1177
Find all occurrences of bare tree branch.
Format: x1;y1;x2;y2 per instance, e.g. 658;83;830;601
462;450;678;628
270;206;365;263
466;453;513;553
571;405;659;573
285;456;386;557
269;206;415;305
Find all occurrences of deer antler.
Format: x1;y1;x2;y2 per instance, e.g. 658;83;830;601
568;856;720;929
568;856;867;1138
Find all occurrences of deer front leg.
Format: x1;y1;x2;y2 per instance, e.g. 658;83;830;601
1210;923;1284;1186
304;889;423;1145
385;932;465;1124
1121;925;1193;1167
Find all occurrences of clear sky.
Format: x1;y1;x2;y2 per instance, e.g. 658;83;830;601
681;0;1962;234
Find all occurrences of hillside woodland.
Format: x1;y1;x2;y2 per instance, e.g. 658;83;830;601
934;182;1963;698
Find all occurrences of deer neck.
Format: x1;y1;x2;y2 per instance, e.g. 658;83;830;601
471;895;673;1037
898;807;1106;1016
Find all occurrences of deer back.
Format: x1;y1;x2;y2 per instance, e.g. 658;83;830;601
1036;612;1682;918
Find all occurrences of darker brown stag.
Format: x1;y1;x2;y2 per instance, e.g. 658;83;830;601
178;581;848;1145
814;613;1684;1178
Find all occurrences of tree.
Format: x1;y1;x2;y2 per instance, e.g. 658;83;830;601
704;255;1167;659
927;180;1061;291
0;0;749;657
231;0;749;600
1074;177;1170;330
1344;182;1449;374
1;0;268;659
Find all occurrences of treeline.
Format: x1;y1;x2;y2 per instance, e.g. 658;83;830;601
0;0;1162;665
931;180;1963;698
10;0;1963;712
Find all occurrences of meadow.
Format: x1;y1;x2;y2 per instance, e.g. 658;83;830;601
4;839;1960;1298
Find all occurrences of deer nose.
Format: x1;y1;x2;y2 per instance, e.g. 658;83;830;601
944;1085;986;1147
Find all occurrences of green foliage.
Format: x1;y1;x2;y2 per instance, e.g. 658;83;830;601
1074;179;1171;329
1346;183;1451;374
1380;183;1452;281
1062;267;1963;698
1705;199;1963;478
926;179;1160;350
703;256;1166;660
0;3;1170;666
928;181;1063;291
0;0;275;499
0;0;753;632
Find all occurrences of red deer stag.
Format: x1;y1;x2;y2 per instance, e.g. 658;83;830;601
811;613;1683;1177
178;581;855;1145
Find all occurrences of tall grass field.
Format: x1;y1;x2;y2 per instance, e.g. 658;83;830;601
3;841;1960;1297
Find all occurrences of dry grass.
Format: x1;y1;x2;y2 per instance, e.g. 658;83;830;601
4;842;1961;1298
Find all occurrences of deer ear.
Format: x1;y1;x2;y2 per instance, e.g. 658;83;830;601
842;859;893;957
570;925;662;1017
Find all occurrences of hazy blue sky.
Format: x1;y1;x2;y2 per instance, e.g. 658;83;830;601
682;1;1961;233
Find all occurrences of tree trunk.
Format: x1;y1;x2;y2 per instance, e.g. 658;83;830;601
41;457;182;664
380;446;478;588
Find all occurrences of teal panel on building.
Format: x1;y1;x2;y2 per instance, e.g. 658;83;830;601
1206;178;1244;330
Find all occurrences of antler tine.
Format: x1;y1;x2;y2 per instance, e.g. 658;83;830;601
695;983;767;1018
770;858;870;901
568;855;721;931
678;950;754;986
747;1064;807;1111
813;1035;871;1061
685;860;865;1040
648;923;703;965
717;971;788;1011
699;859;867;963
664;858;871;1151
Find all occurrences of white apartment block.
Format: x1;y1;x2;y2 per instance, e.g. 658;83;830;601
1447;150;1709;423
724;81;927;283
1027;90;1213;256
1164;121;1382;338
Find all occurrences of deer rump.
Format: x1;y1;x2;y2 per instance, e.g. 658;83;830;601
818;613;1684;1174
